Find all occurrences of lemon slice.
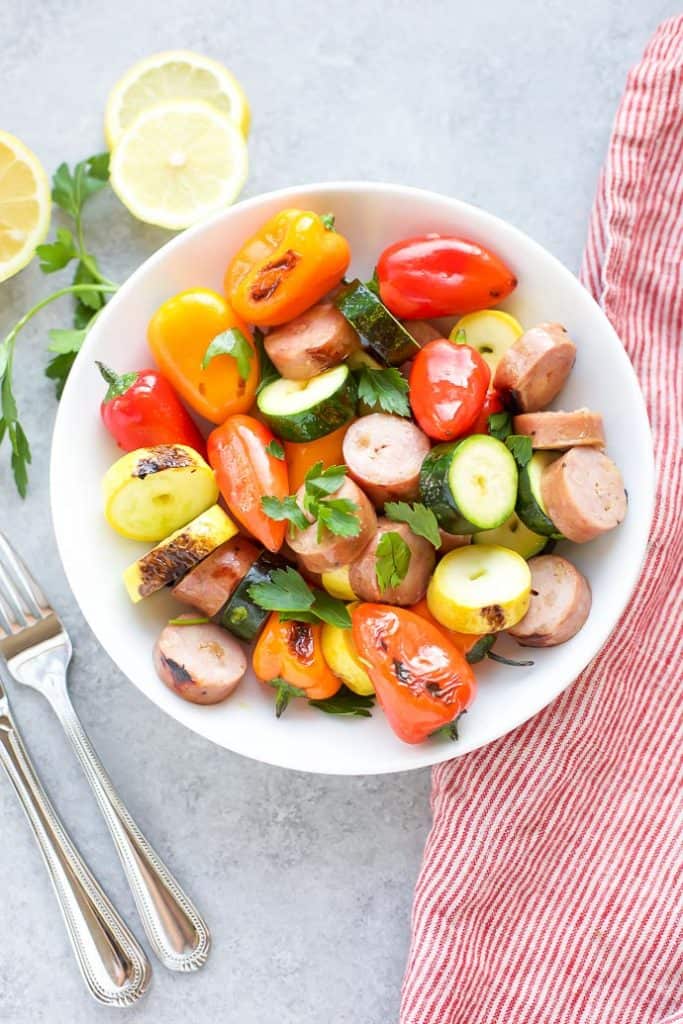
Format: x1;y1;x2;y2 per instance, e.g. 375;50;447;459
110;100;248;230
0;131;51;284
105;50;250;148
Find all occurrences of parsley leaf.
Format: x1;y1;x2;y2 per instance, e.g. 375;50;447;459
47;328;87;355
265;439;285;460
309;687;374;717
375;531;412;592
384;501;441;547
267;677;307;718
36;228;77;274
52;153;110;218
309;590;352;628
488;410;512;440
249;567;351;628
8;421;31;499
304;461;347;497
356;366;410;417
248;567;315;613
260;496;309;532
202;327;254;380
316;498;361;540
505;434;533;467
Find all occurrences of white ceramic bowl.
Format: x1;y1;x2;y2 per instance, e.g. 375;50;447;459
50;182;654;775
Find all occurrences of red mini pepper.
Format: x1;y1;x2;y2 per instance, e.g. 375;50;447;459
207;414;289;552
376;234;517;320
97;363;205;454
352;604;477;744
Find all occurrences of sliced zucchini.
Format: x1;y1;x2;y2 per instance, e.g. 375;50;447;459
321;604;374;696
321;565;356;601
219;550;287;641
103;444;217;543
474;512;547;559
427;544;531;634
346;348;383;371
516;451;564;538
420;435;517;534
450;310;523;374
257;364;356;442
123;505;237;603
335;279;419;365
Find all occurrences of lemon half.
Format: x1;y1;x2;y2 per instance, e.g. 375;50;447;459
0;130;51;283
105;50;250;148
110;100;248;230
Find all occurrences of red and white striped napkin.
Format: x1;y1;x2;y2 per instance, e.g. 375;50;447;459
400;18;683;1024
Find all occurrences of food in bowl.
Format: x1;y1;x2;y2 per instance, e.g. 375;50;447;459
98;207;627;746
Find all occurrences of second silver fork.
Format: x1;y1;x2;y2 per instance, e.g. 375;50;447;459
0;531;210;973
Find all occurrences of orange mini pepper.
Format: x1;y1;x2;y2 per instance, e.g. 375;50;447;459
148;288;259;424
225;209;351;327
283;422;351;492
253;612;341;715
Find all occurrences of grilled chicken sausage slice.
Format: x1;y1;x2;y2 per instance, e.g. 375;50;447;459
494;322;576;412
512;409;605;449
154;618;247;704
508;555;591;646
540;447;627;543
171;535;260;617
264;303;360;380
343;414;431;506
348;519;436;605
287;476;377;574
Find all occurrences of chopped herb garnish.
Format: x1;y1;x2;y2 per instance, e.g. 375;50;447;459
356;366;411;417
202;327;253;381
384;501;441;547
375;531;412;592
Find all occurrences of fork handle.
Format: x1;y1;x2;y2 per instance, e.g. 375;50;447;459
0;708;150;1006
49;688;210;972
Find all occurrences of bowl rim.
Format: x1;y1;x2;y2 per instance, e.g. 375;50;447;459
50;180;655;774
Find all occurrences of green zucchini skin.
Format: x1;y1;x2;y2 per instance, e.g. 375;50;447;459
516;453;564;539
257;369;357;442
219;551;287;641
419;443;478;534
334;279;419;365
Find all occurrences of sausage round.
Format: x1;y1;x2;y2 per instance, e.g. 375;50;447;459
264;303;360;380
540;447;627;543
512;409;605;449
493;322;576;412
154;619;247;704
508;555;591;646
348;519;436;605
287;476;377;574
342;414;431;506
439;529;472;552
171;535;260;617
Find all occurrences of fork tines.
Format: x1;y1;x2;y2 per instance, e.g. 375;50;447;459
0;532;52;638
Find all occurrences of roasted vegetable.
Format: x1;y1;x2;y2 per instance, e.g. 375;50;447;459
123;504;238;603
102;444;218;543
225;208;350;326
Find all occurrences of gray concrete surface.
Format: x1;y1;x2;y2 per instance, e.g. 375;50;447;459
0;1;676;1021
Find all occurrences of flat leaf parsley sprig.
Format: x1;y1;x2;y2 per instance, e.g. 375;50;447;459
0;153;119;495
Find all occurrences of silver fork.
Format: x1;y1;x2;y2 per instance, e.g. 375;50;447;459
0;531;210;974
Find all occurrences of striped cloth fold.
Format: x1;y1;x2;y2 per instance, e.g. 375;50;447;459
400;17;683;1024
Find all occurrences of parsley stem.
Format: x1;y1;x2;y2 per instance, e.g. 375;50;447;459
75;214;118;288
1;283;118;352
